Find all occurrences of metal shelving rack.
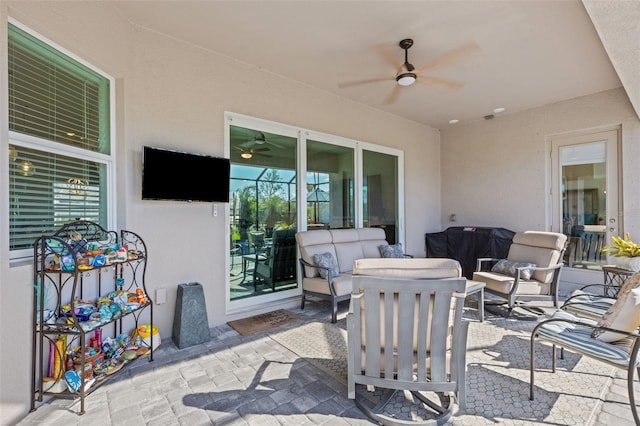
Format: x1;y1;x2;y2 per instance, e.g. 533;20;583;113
30;221;153;415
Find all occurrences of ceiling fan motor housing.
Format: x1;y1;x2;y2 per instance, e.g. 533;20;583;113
399;38;414;50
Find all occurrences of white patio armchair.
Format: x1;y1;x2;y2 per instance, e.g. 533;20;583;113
347;258;469;425
473;231;567;314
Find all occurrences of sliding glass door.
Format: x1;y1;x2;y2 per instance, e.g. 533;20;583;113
362;149;399;244
228;122;298;304
226;113;404;312
306;139;355;230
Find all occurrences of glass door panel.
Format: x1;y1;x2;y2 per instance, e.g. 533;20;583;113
362;150;398;244
229;125;297;300
551;130;619;272
306;140;354;230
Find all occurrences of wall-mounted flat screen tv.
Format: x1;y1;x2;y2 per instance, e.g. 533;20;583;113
142;146;230;202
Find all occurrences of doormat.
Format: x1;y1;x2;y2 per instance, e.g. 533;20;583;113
227;309;300;336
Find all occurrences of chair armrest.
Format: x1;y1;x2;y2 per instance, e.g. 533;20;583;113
563;286;615;303
534;316;640;340
514;263;562;279
298;257;332;279
476;258;501;272
577;283;610;295
348;292;363;314
524;263;563;272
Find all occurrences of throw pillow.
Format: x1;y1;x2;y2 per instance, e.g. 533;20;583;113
313;252;340;279
491;259;537;280
379;243;404;258
593;273;640;342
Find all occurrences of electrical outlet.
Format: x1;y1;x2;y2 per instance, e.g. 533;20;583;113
156;288;167;304
213;204;218;217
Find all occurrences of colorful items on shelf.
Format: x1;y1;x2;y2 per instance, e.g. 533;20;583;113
44;231;145;272
59;289;149;331
52;336;66;379
136;324;161;350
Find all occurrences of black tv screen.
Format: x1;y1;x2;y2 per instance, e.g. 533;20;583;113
142;146;230;202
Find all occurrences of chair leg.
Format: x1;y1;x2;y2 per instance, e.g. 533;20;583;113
331;298;338;323
530;334;536;400
355;387;454;425
628;365;640;425
300;294;306;310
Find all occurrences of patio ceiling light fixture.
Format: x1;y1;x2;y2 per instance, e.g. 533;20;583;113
19;160;35;176
396;72;416;86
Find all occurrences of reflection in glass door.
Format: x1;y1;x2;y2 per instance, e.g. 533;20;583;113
228;125;298;301
306;139;354;230
363;150;399;244
551;130;619;271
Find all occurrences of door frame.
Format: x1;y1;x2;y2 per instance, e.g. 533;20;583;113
547;126;621;287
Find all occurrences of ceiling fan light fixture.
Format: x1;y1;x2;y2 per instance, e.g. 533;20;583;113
253;132;267;145
396;73;416;86
240;152;252;159
19;160;35;176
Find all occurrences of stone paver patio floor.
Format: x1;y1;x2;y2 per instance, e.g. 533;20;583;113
19;300;638;425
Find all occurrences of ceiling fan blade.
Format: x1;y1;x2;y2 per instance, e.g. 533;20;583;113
383;85;402;105
338;76;394;89
413;41;481;74
375;43;401;69
252;146;270;152
416;76;464;91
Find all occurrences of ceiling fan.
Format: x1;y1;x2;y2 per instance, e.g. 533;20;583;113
250;131;268;145
339;38;480;104
234;132;273;159
235;143;271;160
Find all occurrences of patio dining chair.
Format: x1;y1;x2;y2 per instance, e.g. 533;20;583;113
347;258;469;425
530;273;640;424
255;228;297;290
242;231;268;286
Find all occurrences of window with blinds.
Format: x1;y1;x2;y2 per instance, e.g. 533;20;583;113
8;23;113;255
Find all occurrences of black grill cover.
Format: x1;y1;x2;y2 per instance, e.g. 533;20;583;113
425;227;515;279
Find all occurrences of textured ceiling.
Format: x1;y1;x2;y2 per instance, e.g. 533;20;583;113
111;0;634;129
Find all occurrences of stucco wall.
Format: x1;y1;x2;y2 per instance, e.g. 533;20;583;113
0;3;440;423
440;88;640;234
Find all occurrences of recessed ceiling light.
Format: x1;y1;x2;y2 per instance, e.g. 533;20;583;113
493;107;505;114
448;119;459;124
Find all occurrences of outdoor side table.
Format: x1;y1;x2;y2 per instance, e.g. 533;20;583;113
465;280;486;322
602;265;634;297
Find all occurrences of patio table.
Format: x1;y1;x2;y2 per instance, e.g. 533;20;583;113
465;280;486;322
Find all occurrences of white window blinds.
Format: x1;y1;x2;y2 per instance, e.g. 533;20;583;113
8;24;110;153
8;23;112;254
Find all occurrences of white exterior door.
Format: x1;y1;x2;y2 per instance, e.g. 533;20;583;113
550;129;620;287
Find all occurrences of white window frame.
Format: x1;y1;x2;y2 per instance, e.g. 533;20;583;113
7;19;116;262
